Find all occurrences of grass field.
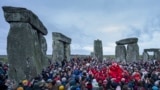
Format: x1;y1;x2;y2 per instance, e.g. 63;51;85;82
0;55;115;61
0;54;144;63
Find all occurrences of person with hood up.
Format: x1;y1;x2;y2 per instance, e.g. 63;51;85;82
116;85;121;90
152;80;160;90
61;77;67;86
92;79;99;90
68;79;77;90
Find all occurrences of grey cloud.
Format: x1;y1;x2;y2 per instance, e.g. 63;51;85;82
1;0;160;55
123;14;160;42
56;25;94;45
123;26;141;37
141;15;160;41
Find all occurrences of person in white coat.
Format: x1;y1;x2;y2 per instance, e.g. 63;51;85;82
92;79;99;90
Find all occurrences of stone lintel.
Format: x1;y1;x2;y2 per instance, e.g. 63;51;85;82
52;32;71;44
116;37;138;45
144;48;160;52
2;6;48;35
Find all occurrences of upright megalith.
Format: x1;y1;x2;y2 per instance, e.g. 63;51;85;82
94;39;103;62
126;43;139;62
115;38;139;62
143;51;149;61
39;33;48;67
2;6;48;82
115;45;126;62
154;50;160;60
52;32;71;65
90;52;95;58
143;48;160;60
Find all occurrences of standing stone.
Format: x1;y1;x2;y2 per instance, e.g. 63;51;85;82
115;45;126;62
52;32;71;65
64;44;70;62
143;48;160;60
115;38;139;62
94;39;103;62
39;33;48;67
2;6;48;82
143;51;149;61
39;33;47;55
90;52;95;58
153;51;160;60
126;43;139;62
157;51;160;60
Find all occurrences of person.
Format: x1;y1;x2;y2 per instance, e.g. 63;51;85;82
16;87;24;90
0;62;8;90
86;80;92;90
59;85;64;90
116;85;121;90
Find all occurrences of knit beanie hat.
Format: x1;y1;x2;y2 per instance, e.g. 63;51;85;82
17;87;24;90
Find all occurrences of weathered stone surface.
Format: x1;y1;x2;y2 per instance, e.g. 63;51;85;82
126;43;139;62
153;51;160;60
52;32;71;65
52;32;71;43
3;6;48;82
144;48;160;52
90;52;95;58
115;45;126;62
116;38;138;45
64;44;70;62
115;37;139;62
7;23;43;82
39;33;48;67
94;39;103;62
39;33;47;55
144;48;160;60
143;52;149;61
2;6;47;35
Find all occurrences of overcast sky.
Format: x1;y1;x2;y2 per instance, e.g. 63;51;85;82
0;0;160;55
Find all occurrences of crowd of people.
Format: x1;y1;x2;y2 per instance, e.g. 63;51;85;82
0;57;160;90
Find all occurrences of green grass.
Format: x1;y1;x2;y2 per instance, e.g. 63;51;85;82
0;55;144;62
0;57;8;63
